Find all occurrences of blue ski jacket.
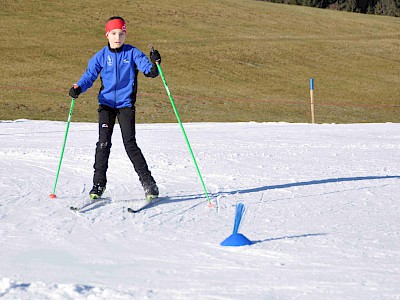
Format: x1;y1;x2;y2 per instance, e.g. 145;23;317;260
77;44;158;108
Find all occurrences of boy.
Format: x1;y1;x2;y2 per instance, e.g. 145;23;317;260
68;16;161;200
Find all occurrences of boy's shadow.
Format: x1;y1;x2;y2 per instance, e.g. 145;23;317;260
141;175;400;209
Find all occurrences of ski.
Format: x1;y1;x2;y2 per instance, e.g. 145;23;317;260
127;196;160;213
70;197;110;212
70;195;163;213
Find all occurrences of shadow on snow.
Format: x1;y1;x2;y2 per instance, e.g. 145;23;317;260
111;175;400;210
252;232;328;245
226;175;400;196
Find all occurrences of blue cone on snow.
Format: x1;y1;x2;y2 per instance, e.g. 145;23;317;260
221;203;252;247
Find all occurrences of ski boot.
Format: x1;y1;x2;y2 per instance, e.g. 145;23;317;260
143;183;159;202
89;184;106;200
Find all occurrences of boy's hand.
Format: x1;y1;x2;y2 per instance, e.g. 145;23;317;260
150;50;161;64
69;84;82;99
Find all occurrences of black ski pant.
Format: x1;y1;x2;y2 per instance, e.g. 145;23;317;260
93;105;155;187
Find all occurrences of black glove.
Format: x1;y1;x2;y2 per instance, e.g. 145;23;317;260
150;49;161;64
69;85;82;99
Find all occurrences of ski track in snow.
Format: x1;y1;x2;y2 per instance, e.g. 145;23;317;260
0;120;400;299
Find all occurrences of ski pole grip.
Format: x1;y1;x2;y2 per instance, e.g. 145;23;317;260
148;44;160;65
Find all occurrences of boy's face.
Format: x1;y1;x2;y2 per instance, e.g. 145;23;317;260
107;29;126;49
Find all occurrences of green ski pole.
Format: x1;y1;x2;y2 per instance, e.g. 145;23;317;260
50;98;75;198
150;46;212;206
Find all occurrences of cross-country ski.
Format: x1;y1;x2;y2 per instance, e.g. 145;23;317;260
127;196;162;213
70;197;111;212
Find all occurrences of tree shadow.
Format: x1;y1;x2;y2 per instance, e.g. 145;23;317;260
252;232;328;245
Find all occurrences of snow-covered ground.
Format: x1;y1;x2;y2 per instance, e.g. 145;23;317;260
0;120;399;299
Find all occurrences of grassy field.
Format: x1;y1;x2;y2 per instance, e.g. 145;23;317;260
0;0;399;123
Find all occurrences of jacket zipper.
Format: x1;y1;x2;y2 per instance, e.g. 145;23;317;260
114;51;119;107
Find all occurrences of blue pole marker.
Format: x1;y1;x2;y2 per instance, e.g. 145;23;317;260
310;78;316;123
221;203;252;246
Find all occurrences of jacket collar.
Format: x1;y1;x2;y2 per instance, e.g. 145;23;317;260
108;43;124;53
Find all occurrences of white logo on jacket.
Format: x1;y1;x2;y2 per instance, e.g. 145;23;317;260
107;55;113;66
